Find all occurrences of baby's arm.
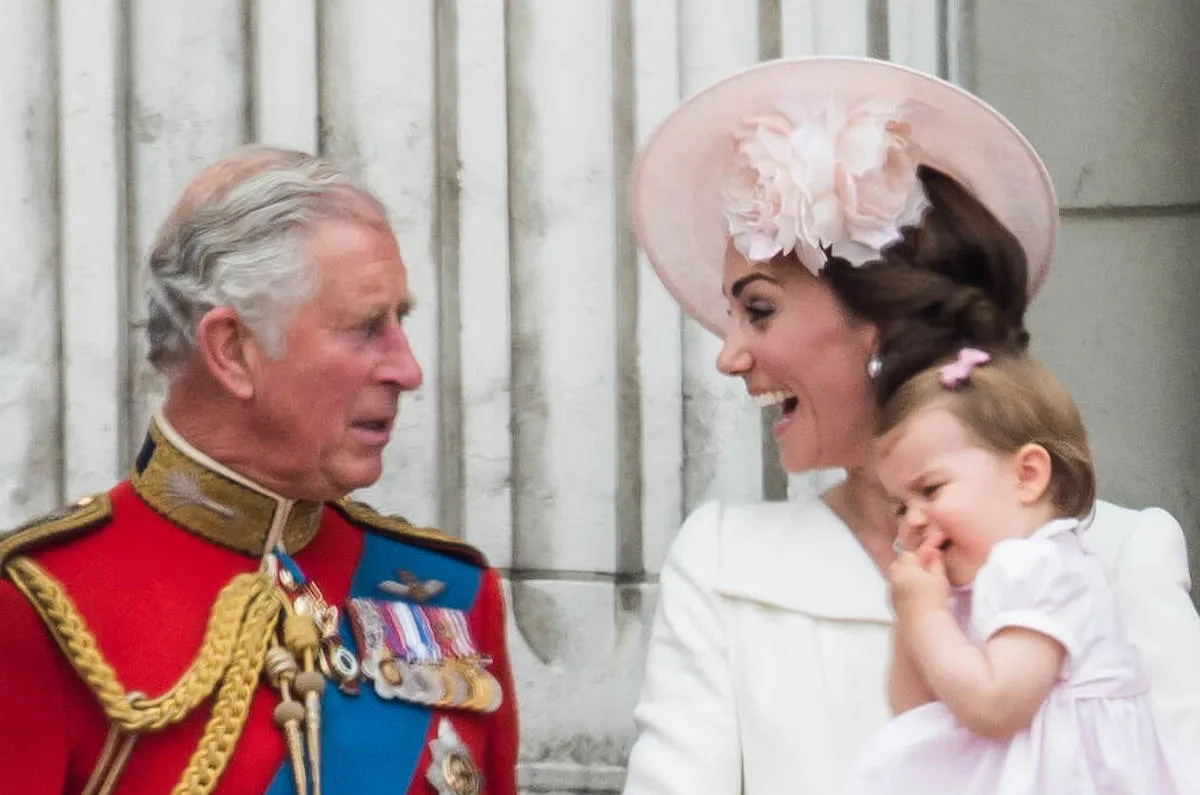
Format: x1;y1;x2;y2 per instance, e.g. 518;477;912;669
904;610;1064;739
888;627;936;715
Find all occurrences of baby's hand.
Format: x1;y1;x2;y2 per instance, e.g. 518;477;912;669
888;535;950;618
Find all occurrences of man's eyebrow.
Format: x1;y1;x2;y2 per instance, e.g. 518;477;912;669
725;272;781;299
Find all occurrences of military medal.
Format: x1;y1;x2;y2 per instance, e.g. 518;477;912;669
426;718;482;795
347;598;502;713
380;603;447;703
269;552;360;696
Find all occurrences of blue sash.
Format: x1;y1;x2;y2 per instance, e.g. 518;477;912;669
266;532;483;793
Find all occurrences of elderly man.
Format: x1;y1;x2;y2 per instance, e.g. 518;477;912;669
0;146;517;795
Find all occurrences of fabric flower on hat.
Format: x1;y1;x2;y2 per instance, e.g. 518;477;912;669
723;95;930;273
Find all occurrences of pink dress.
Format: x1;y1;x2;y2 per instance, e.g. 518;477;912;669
844;519;1199;794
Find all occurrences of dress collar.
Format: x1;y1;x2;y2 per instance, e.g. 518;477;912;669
129;413;323;558
1030;516;1082;541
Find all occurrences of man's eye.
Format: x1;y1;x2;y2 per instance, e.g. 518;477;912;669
362;316;387;337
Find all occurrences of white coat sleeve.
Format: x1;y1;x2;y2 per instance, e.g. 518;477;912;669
1108;507;1200;749
622;501;742;795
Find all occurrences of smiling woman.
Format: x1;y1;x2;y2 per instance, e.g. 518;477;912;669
717;245;878;473
621;56;1200;795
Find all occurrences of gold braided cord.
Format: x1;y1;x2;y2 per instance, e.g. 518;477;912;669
171;584;282;795
5;557;279;734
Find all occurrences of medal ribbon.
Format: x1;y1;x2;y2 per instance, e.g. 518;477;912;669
442;609;478;659
394;603;436;664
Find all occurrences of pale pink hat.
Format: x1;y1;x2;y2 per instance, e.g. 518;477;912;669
631;56;1058;336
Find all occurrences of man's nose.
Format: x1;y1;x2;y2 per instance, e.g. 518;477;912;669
377;322;424;390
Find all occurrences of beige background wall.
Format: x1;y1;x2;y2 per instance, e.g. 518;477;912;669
969;0;1200;593
0;1;1195;792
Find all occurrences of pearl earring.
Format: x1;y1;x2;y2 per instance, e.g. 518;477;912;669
866;354;883;379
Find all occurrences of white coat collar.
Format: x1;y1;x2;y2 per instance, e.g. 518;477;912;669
714;498;893;624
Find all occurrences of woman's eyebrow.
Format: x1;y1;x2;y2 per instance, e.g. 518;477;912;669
726;272;781;299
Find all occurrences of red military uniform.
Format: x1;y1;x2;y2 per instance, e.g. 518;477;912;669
0;419;518;794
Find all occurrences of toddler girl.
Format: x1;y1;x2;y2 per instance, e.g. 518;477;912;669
844;348;1197;794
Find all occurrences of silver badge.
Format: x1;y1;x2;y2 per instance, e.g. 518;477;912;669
426;719;481;795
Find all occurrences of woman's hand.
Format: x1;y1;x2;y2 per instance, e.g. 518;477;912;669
887;532;950;619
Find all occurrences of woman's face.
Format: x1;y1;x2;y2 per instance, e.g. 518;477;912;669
717;245;879;473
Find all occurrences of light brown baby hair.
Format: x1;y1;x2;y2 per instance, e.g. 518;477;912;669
877;351;1096;519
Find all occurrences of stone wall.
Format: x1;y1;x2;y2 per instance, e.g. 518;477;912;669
0;1;1194;792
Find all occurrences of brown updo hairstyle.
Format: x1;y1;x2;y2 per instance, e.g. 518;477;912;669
820;164;1095;518
877;352;1097;519
822;165;1031;405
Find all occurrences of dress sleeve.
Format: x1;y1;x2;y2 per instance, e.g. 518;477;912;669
969;538;1090;669
1102;508;1200;751
0;576;71;795
622;502;741;795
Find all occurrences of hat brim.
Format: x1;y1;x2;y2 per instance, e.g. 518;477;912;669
631;57;1058;336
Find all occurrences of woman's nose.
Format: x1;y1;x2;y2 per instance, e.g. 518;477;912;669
716;326;752;376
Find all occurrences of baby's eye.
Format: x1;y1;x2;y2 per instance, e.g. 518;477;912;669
921;483;943;499
892;503;907;518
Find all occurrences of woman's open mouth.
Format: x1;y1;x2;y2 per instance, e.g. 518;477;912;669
772;397;800;439
752;391;800;439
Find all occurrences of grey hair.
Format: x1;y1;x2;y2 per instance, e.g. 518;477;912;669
145;145;391;375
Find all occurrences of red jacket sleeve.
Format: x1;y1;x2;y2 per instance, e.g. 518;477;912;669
477;568;519;795
0;578;71;794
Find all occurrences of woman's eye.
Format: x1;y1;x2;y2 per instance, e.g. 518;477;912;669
746;301;774;324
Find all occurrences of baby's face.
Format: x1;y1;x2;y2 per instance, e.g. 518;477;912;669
875;406;1029;587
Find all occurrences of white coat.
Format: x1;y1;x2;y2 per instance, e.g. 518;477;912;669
622;497;1200;795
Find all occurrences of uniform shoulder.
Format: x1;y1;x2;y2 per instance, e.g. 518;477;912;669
0;494;113;571
331;498;488;568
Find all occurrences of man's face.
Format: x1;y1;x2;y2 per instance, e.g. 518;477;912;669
248;216;423;500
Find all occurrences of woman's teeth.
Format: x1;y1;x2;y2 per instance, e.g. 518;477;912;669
752;390;794;409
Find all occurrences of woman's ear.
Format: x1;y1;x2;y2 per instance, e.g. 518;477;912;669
194;307;262;400
1012;443;1053;505
854;316;881;362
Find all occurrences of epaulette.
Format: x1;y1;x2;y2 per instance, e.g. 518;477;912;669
332;499;488;568
0;494;113;570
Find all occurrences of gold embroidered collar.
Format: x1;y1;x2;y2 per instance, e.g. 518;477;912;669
130;415;323;557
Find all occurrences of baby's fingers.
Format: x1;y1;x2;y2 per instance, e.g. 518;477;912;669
916;531;946;569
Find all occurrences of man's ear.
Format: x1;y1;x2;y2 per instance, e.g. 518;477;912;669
1013;443;1053;505
194;307;263;400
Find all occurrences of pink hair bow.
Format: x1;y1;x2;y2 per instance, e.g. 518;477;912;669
939;348;991;388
